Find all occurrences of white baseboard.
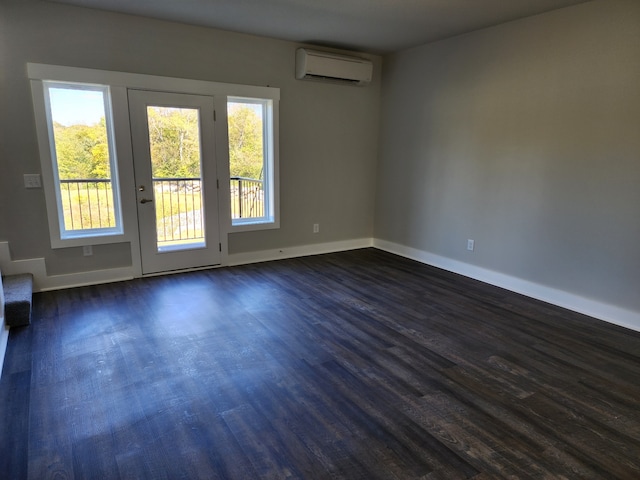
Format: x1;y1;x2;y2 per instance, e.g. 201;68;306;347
373;238;640;333
0;241;48;291
37;267;135;292
1;239;374;292
227;238;374;267
0;241;134;292
3;239;639;333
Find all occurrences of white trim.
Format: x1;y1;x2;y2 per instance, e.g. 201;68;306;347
41;81;125;246
0;241;134;292
111;85;143;278
0;242;48;291
37;267;134;292
30;78;137;249
3;237;639;332
227;238;373;266
0;239;372;292
27;63;280;100
227;97;277;229
373;238;640;333
216;95;281;236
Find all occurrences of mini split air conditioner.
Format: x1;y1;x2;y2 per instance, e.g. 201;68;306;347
295;48;373;85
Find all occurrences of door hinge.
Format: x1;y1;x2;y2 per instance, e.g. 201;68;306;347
219;243;222;252
213;110;216;122
216;178;219;189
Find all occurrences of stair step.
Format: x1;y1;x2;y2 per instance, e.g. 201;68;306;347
3;273;33;327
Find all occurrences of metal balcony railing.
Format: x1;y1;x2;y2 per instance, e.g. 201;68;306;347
152;178;204;247
230;176;264;219
60;179;115;230
59;176;264;239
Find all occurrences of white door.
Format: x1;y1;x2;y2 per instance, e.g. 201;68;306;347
128;90;221;274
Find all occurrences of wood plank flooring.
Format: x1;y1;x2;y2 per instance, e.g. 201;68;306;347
1;248;639;479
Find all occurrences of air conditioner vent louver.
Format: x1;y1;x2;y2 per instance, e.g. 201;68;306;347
295;48;373;86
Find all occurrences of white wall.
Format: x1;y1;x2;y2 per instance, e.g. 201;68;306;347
376;0;640;317
0;0;381;276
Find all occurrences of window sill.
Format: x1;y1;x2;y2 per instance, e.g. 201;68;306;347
230;219;279;233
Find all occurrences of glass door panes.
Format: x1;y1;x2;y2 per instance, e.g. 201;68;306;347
146;106;206;252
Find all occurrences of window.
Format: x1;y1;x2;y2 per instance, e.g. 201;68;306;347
41;81;123;243
227;97;276;226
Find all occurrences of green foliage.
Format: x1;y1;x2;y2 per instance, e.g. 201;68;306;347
147;107;201;178
53;103;265;183
53;119;110;180
228;104;263;180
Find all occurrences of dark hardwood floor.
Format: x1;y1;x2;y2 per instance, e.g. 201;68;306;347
1;248;639;479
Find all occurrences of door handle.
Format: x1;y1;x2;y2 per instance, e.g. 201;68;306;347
140;198;153;204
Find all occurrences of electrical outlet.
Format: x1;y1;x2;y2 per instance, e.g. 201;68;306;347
313;223;319;233
83;245;93;256
467;239;475;251
24;174;42;189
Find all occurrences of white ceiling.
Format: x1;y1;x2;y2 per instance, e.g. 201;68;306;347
49;0;591;54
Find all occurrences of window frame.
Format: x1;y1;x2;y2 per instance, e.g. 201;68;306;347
227;96;276;228
41;80;125;242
